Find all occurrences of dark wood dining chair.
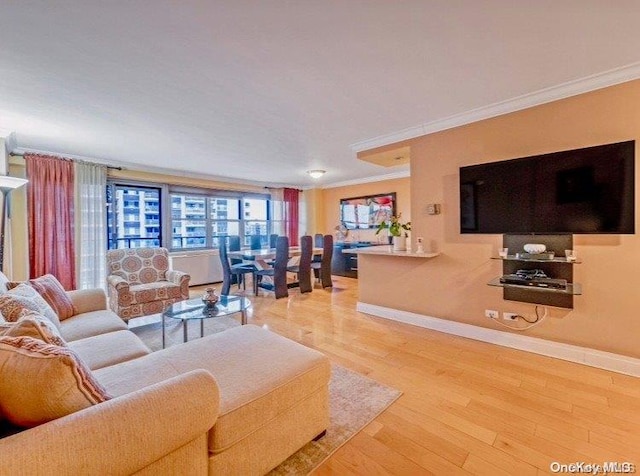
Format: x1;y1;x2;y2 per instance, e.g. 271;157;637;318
311;234;333;288
286;235;313;293
219;240;254;295
253;235;289;299
270;234;279;248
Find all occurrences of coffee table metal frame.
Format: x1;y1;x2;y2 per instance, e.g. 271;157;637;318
161;295;251;348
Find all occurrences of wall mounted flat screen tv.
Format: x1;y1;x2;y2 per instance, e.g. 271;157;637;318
460;140;635;234
340;192;396;229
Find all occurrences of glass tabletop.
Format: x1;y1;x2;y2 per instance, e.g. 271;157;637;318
163;295;251;320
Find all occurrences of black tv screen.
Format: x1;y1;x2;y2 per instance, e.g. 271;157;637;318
460;141;635;234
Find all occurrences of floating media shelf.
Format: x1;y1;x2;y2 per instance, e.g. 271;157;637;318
489;234;581;309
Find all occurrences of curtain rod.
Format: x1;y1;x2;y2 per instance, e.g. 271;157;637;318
9;152;123;171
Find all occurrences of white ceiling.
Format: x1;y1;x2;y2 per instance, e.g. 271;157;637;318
2;1;640;187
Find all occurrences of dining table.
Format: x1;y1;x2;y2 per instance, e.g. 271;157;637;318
227;246;323;272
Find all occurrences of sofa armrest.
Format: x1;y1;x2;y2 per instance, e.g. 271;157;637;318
66;288;108;314
107;275;129;291
0;370;219;476
166;269;190;286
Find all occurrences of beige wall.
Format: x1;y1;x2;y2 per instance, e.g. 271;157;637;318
358;79;640;358
322;177;411;241
302;188;325;236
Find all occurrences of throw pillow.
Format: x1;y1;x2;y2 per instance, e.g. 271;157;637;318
0;284;61;328
7;275;76;320
0;311;66;347
0;336;110;427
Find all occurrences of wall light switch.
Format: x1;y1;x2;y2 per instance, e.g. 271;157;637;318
426;203;441;215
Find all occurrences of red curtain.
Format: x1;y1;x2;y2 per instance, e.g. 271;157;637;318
25;154;76;290
283;188;300;246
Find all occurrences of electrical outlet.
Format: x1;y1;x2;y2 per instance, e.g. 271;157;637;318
485;309;499;319
503;312;518;321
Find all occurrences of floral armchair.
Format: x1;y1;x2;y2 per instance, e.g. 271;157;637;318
106;248;190;321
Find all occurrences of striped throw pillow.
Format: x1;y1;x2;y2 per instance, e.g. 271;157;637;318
0;336;110;427
7;275;76;320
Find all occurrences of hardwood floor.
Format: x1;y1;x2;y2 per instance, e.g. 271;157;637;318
191;277;640;475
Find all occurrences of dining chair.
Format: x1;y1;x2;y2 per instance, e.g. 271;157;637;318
311;234;333;288
219;240;254;295
253;235;289;299
227;235;242;265
250;234;263;250
269;233;279;248
286;235;313;293
312;234;323;276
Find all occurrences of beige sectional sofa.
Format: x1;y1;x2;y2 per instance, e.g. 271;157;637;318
0;285;331;475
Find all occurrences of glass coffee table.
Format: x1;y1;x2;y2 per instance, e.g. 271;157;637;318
162;295;251;348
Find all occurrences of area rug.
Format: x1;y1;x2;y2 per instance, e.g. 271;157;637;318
131;318;402;475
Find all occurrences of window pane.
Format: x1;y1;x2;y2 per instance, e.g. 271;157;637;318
211;221;240;248
210;198;240;220
243;198;268;220
171;194;207;249
244;221;268;247
108;185;161;250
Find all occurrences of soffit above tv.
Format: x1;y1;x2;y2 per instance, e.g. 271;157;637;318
357;146;411;168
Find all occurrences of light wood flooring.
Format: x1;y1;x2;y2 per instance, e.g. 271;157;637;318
190;277;640;475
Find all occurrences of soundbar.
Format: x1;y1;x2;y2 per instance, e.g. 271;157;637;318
500;275;568;290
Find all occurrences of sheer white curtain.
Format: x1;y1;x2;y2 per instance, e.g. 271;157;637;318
75;162;107;289
269;187;286;237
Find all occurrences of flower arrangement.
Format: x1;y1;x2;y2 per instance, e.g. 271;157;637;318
375;213;411;237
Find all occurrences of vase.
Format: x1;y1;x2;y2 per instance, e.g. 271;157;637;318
201;287;219;307
392;235;407;251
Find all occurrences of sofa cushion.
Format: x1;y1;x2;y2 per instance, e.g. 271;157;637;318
94;325;330;453
8;275;76;320
68;330;151;370
0;284;60;328
0;312;66;347
59;310;128;342
0;336;111;427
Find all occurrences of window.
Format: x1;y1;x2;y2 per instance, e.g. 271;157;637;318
106;181;271;251
210;198;240;248
242;198;269;247
171;195;207;249
170;193;270;250
107;184;161;249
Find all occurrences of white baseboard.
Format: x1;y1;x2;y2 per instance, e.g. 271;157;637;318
357;302;640;377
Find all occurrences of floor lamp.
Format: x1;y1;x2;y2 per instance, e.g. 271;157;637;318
0;176;28;272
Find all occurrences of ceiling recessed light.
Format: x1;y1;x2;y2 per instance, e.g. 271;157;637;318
307;169;326;179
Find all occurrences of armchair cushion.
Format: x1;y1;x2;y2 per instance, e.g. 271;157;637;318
0;336;110;427
130;281;184;305
7;275;76;320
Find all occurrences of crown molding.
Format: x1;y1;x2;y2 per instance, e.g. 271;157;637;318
321;169;410;189
351;61;640;153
